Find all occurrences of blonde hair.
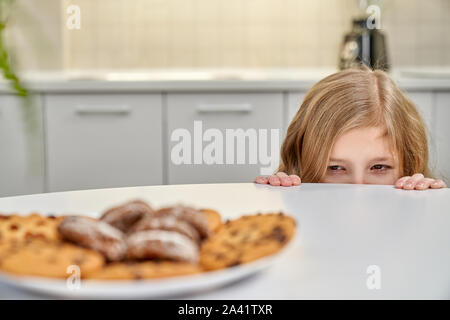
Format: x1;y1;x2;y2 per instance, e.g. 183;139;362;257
279;65;432;182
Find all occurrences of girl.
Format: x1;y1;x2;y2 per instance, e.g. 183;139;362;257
255;65;447;190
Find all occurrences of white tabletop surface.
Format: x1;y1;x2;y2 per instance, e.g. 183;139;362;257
0;182;449;299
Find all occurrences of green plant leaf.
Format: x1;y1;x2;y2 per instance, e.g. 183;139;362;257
0;0;28;97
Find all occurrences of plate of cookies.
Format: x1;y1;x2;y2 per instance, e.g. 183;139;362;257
0;200;296;298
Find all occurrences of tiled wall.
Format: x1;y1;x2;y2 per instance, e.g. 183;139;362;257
6;0;450;71
61;0;359;69
4;0;63;71
382;0;450;67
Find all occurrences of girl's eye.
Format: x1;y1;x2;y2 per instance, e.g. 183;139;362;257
371;164;391;171
328;165;344;171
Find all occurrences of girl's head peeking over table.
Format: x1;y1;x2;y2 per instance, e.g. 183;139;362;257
255;65;446;190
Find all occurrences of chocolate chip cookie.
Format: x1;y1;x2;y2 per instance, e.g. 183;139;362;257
200;213;296;270
0;239;104;278
85;261;201;280
0;213;64;243
200;209;222;233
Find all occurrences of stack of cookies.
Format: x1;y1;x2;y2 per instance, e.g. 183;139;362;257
0;200;296;281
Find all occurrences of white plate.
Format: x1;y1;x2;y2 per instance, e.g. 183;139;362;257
0;243;293;299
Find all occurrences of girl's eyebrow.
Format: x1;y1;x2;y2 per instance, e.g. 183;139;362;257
370;157;392;162
328;158;347;162
329;157;392;162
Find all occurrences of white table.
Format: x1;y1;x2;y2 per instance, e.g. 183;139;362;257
0;183;449;299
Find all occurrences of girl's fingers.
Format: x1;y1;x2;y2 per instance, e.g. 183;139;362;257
395;176;410;188
403;173;425;190
280;177;293;187
277;172;295;187
276;172;289;179
289;175;301;186
431;179;446;189
254;176;268;184
397;173;446;190
256;173;301;187
415;178;434;190
277;172;301;187
268;175;281;186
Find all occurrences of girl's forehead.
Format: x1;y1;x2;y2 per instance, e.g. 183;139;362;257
339;126;387;139
330;126;397;160
333;126;390;146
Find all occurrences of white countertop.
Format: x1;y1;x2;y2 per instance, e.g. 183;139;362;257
1;68;450;93
0;182;449;299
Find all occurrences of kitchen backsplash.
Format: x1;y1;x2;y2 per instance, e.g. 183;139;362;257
5;0;450;71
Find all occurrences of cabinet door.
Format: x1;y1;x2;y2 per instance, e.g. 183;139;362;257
405;91;434;134
405;91;436;170
286;92;306;132
167;93;283;184
45;94;163;192
434;93;450;184
0;95;44;197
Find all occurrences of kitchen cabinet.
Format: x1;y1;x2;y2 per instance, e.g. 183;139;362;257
166;93;284;184
405;92;434;131
0;95;44;197
404;91;437;171
434;93;450;184
44;93;163;192
286;92;306;131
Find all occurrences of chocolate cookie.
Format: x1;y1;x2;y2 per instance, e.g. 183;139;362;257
157;206;211;238
128;215;201;244
0;213;64;243
85;261;201;280
58;216;127;261
200;213;296;270
100;199;154;232
0;239;104;278
126;230;199;263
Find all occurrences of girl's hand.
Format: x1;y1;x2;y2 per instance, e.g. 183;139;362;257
394;173;447;190
254;172;301;187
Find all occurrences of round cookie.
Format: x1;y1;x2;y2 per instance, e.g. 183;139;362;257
200;213;296;271
157;206;211;238
126;230;199;263
100;199;154;232
128;215;201;244
0;213;64;243
0;241;20;265
85;261;201;280
58;216;127;262
200;209;222;233
0;239;105;278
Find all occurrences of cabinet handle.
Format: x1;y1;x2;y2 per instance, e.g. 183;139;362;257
75;105;131;115
196;103;252;113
